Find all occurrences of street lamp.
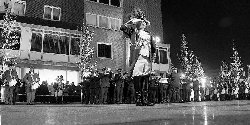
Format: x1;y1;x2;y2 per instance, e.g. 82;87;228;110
154;36;161;43
201;77;206;88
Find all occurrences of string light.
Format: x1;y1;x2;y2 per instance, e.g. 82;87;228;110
77;23;95;81
0;4;20;77
178;34;205;82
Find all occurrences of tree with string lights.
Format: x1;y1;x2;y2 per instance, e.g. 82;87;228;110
0;2;20;76
77;23;96;81
178;34;191;78
178;34;205;80
229;42;244;88
219;60;230;88
192;56;205;80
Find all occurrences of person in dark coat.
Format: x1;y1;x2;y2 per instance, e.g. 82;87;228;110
171;68;181;102
193;79;200;102
2;63;18;104
114;68;124;104
23;67;40;105
125;73;135;104
100;68;110;104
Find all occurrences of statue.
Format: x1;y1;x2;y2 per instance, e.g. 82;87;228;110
120;8;156;106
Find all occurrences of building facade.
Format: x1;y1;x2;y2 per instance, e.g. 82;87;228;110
0;0;168;86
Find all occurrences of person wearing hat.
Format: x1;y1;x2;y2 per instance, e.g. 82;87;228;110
2;63;18;104
23;67;40;105
120;8;156;106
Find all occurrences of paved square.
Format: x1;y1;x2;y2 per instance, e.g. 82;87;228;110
1;101;250;125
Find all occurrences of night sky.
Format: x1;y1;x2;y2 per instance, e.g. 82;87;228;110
161;0;250;77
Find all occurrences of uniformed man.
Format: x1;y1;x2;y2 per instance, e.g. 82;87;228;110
193;79;200;102
23;67;40;105
114;68;124;104
171;68;181;102
80;78;90;104
100;67;110;104
149;75;158;103
2;63;18;105
124;72;135;103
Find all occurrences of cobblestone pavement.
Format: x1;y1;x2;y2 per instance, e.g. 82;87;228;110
1;100;250;125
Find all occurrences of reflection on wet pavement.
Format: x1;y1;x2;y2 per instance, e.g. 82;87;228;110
1;100;250;125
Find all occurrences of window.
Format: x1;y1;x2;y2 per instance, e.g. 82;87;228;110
88;0;120;7
43;32;54;53
111;0;120;7
110;18;116;30
155;49;159;64
43;5;61;21
12;1;26;16
31;32;42;52
86;13;97;26
59;34;70;55
70;36;80;55
87;13;121;30
99;0;109;4
53;34;60;54
110;18;121;30
97;43;111;58
159;49;168;64
99;15;109;29
115;19;121;30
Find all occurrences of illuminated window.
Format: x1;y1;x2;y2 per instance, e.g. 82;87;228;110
43;5;61;21
155;49;159;64
159;49;168;64
97;43;112;58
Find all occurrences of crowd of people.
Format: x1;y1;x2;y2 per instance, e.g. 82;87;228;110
0;64;40;105
200;80;250;101
1;63;250;105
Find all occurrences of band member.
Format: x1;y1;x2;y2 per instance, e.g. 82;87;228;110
100;67;110;104
170;68;181;102
23;67;40;105
120;8;156;106
55;75;64;103
2;63;18;104
114;68;124;104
